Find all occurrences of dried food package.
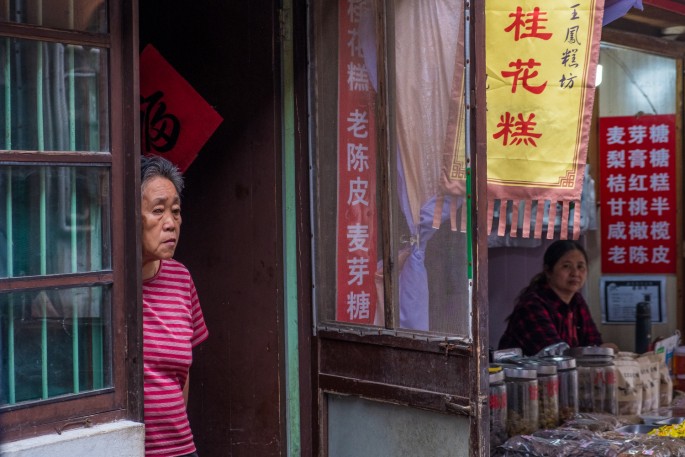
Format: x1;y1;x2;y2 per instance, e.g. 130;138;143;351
563;412;624;432
658;352;674;407
532;428;595;442
496;434;626;457
637;352;660;413
614;352;643;415
613;434;685;457
565;438;622;457
494;434;579;457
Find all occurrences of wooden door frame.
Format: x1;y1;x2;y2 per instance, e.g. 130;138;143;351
304;0;490;454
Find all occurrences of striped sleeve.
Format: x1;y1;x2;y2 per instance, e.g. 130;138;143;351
188;276;209;347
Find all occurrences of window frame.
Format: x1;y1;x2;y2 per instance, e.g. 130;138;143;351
309;0;476;340
307;0;489;455
0;0;141;441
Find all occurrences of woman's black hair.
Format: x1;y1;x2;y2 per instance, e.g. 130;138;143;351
515;240;588;301
140;155;184;197
543;240;587;272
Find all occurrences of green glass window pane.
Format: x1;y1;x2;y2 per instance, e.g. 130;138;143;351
0;0;107;33
0;165;111;278
0;285;112;406
0;37;110;152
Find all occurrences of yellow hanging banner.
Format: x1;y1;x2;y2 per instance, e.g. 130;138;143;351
486;0;604;239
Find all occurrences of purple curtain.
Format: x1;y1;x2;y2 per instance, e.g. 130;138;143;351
603;0;643;25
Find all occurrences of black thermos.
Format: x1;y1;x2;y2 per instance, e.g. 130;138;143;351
635;294;652;354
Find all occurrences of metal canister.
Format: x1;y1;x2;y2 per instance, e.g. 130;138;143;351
504;366;538;436
542;355;578;423
489;365;508;447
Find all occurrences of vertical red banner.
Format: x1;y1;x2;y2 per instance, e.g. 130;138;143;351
599;115;676;274
335;0;378;323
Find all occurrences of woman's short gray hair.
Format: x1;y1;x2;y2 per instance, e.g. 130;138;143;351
141;155;184;197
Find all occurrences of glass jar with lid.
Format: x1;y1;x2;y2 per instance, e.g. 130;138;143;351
541;355;578;423
569;346;618;415
507;357;560;428
489;365;508;447
503;365;538;436
528;359;559;429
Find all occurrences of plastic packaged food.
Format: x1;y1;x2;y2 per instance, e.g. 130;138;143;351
563;412;623;432
637;352;660;413
614;352;643;416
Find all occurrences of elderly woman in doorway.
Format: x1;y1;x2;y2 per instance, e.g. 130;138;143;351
141;155;208;457
498;240;616;357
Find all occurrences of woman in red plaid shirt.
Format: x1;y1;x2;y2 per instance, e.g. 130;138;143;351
498;240;614;356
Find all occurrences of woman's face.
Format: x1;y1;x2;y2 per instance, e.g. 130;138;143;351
141;176;182;265
545;249;587;301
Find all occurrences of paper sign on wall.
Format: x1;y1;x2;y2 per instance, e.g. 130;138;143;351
598;115;676;274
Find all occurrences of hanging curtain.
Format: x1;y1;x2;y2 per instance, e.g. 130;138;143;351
603;0;643;25
392;0;466;330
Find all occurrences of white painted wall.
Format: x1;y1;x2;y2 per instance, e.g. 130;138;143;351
0;421;144;457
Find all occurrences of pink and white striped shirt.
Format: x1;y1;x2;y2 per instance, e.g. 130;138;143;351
143;259;209;456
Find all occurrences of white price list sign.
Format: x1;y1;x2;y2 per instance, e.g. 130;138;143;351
600;276;666;324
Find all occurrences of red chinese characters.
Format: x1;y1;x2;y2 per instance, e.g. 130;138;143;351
599;115;677;274
139;45;223;173
501;58;548;95
493;112;542;147
505;6;553;41
335;0;378;324
493;4;584;148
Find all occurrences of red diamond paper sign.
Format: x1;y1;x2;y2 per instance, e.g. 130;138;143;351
139;44;223;172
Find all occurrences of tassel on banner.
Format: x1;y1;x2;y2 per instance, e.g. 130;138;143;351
509;201;520;238
433;194;445;230
488;198;583;240
572;199;581;240
487;198;495;236
534;200;545;239
546;201;557;240
522;201;532;238
560;201;571;240
451;196;458;232
497;200;507;236
429;194;466;233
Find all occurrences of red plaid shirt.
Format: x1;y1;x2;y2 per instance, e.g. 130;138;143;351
498;282;603;356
